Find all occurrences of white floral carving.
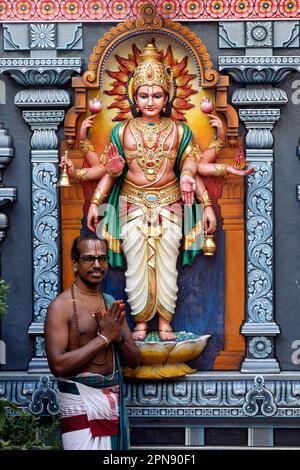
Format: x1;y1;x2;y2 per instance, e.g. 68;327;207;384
30;24;55;49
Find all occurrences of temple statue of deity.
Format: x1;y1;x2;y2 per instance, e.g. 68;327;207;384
61;5;252;378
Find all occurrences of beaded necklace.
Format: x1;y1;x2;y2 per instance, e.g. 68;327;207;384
71;284;113;368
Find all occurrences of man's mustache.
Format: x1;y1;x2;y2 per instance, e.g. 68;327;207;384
89;269;105;275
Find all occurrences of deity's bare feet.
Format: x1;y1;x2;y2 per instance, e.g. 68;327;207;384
132;322;148;341
158;317;176;341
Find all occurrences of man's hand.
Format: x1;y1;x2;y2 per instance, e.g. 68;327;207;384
87;203;99;232
180;175;196;206
107;143;125;176
227;164;255;177
80;115;96;140
204;206;217;234
99;300;125;343
60;153;75;178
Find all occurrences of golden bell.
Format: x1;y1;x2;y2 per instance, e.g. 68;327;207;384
57;164;71;188
203;234;216;256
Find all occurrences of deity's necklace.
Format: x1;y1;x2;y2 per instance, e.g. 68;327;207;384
133;117;171;148
71;284;112;368
130;118;173;181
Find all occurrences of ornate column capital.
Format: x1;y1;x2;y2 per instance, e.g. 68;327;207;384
219;56;300;85
232;88;288;106
239;109;280;153
0;57;81;86
239;108;281;125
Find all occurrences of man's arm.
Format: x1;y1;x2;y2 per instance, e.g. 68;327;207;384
116;320;140;369
44;298;111;377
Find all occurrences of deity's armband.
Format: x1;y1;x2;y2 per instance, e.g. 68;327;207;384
74;168;89;181
80;139;96;155
207;139;224;156
189;142;203;163
98;144;109;166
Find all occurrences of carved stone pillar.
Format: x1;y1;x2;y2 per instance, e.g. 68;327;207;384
19;109;65;372
239;108;280;373
0;22;82;372
218;20;300;373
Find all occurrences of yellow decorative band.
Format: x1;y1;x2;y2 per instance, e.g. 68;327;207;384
102;224;122;254
90;189;107;206
80;139;95;154
183;220;203;250
197;190;213;208
74;168;88;181
207;139;223;156
214;163;228;176
121;179;181;209
181;167;194;178
180;142;203;169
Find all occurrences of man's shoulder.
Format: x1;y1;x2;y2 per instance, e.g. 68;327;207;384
47;289;72;315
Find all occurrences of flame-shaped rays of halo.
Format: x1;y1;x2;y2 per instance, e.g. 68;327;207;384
104;41;197;122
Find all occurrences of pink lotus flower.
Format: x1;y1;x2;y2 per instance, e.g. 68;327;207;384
207;0;229;18
254;0;278;17
279;0;299;17
0;1;11;19
36;0;59;20
182;0;205;18
13;0;36;20
200;96;214;114
88;96;103;114
60;0;83;19
231;0;253;17
157;0;180;18
85;0;106;19
108;0;131;19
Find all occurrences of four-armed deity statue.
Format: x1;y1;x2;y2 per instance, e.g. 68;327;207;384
61;4;253;378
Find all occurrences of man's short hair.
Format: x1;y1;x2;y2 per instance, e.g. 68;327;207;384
71;233;108;261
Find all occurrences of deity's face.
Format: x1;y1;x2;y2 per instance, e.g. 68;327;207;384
73;239;108;287
135;85;168;119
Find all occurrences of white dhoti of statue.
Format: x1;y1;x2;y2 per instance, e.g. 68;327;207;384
120;179;183;324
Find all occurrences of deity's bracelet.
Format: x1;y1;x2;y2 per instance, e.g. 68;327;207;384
90;189;107;206
197;196;213;208
74;168;88;181
180;168;194;178
214;163;228;177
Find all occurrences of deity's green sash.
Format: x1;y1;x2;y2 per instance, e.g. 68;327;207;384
102;121;203;269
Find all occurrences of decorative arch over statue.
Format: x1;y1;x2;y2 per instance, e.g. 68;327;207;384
62;3;246;374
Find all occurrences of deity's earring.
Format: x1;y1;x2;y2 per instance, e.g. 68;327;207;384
163;106;166;113
136;106;139;113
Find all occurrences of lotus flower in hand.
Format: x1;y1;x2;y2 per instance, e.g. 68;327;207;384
200;96;214;114
89;96;103;114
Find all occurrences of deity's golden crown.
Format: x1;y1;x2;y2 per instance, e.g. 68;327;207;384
133;43;173;94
